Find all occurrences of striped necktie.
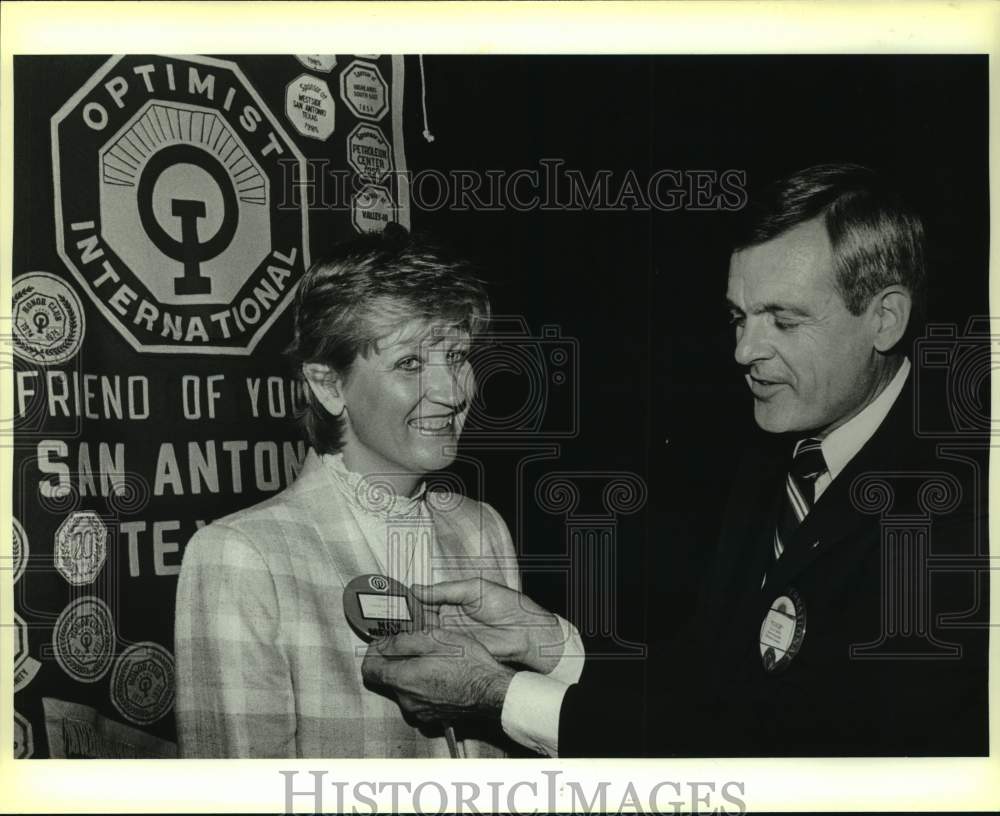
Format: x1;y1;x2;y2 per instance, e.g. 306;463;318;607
773;437;827;560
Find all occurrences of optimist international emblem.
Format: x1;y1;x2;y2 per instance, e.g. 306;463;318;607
51;55;311;355
111;641;175;725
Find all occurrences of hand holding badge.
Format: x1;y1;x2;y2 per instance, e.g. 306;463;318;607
345;574;465;757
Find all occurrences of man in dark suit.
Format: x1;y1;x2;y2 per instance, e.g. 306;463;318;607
362;163;989;757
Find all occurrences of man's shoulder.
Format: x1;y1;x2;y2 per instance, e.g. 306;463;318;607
858;373;983;480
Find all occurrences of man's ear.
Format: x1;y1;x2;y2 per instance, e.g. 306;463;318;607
870;286;912;353
302;363;346;417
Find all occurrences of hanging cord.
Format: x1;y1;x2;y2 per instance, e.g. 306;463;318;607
418;55;435;143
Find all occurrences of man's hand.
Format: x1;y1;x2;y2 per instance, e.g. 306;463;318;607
411;578;567;675
361;628;515;725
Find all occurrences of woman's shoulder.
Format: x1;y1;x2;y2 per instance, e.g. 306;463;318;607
186;476;338;562
199;450;338;529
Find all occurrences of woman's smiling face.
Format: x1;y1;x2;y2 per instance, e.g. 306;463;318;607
336;319;475;484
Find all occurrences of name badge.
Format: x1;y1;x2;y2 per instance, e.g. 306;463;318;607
343;574;423;643
759;588;807;672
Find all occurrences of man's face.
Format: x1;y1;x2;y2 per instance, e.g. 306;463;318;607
726;218;882;436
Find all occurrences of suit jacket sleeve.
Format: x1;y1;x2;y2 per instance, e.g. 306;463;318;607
557;650;648;757
174;522;296;758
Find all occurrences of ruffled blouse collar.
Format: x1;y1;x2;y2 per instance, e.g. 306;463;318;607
323;452;427;520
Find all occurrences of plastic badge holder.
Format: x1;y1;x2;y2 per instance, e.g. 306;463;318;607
342;574;465;758
343;574;423;642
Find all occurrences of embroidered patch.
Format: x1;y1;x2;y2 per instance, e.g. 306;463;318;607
110;642;175;725
53;596;115;683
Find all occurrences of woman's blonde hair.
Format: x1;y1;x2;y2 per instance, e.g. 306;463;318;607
286;227;490;453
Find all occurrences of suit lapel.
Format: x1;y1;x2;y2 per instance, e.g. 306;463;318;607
286;450;383;588
712;437;787;654
763;468;869;593
763;378;914;592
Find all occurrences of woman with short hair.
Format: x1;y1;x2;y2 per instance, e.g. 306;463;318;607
175;229;518;758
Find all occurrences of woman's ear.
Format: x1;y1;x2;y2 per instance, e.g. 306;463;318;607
302;363;346;417
871;285;913;353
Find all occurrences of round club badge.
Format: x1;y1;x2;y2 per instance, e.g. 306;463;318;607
759;588;807;673
296;55;337;73
110;642;175;725
53;596;116;683
12;272;86;364
347;123;393;183
286;74;336;141
339;59;389;121
55;511;108;586
351;183;395;234
13;516;28;584
14;710;34;759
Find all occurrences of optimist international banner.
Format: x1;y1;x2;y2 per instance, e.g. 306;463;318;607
11;54;410;757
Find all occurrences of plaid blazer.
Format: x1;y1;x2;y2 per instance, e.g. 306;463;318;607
174;450;519;758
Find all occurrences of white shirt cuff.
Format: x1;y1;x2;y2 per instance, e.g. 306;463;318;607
500;670;571;757
499;616;585;756
547;615;585;683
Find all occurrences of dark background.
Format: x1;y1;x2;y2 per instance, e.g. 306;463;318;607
403;54;989;657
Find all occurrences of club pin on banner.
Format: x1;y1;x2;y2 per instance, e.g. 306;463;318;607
12;54;410;758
